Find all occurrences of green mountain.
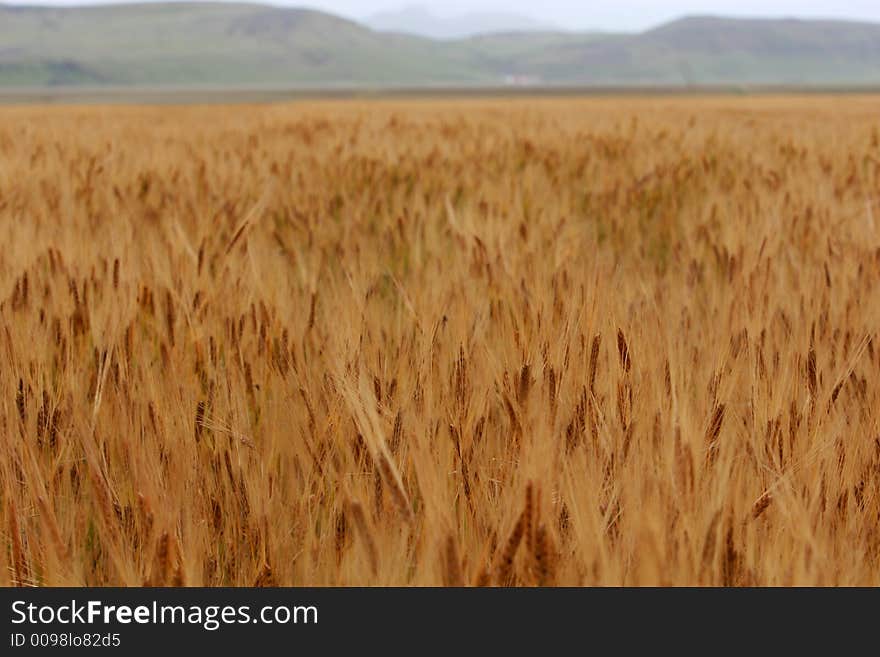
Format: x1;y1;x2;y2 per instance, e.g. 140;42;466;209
1;4;880;88
520;16;880;84
0;3;485;86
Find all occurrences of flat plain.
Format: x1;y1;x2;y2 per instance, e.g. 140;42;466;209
2;95;880;585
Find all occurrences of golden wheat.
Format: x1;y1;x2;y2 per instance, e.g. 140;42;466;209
1;95;879;585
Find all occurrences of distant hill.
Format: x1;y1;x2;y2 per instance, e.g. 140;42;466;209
527;16;880;85
365;5;559;40
0;3;486;86
2;4;880;88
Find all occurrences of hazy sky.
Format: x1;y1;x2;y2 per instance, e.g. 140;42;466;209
19;1;880;31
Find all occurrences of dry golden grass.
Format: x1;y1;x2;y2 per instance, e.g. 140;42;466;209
2;95;880;586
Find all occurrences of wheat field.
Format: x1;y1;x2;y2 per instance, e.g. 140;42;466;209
2;96;880;586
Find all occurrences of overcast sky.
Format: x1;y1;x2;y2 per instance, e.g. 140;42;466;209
20;1;880;31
